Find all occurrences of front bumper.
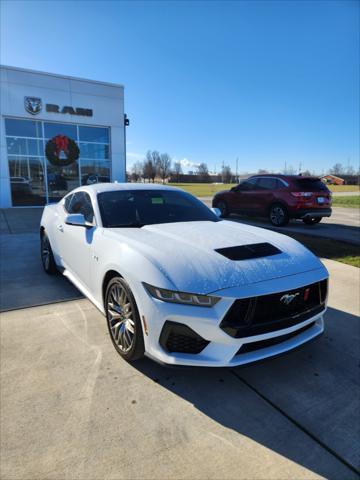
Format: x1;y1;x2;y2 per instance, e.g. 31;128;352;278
136;267;328;367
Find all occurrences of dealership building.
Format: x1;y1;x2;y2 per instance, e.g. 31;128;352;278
0;65;126;208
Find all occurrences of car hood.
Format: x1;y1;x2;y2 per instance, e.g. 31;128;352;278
106;220;325;295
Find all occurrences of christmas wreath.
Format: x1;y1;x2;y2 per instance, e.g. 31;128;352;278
45;135;80;166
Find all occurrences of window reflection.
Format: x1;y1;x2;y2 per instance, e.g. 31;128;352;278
44;122;77;140
79;142;109;159
5;119;111;205
6;137;43;156
79;126;109;143
47;161;80;203
8;156;46;206
5;118;42;137
81;160;111;185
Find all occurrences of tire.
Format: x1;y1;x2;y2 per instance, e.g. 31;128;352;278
215;200;229;218
269;203;289;227
303;217;322;225
40;231;58;274
105;277;145;362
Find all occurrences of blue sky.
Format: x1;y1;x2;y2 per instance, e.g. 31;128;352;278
1;0;359;174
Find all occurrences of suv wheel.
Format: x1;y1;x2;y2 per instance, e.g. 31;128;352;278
216;200;229;218
303;217;322;225
269;204;289;227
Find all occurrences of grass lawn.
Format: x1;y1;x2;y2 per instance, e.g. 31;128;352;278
281;232;359;268
168;183;236;196
328;184;359;192
167;182;359;197
331;196;360;208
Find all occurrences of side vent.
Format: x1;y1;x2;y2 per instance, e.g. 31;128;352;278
215;242;281;261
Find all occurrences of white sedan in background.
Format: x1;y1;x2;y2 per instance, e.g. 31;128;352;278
40;183;328;367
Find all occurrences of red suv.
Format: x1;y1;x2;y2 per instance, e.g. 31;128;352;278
212;175;332;226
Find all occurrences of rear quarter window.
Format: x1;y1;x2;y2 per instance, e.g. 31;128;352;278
296;179;329;191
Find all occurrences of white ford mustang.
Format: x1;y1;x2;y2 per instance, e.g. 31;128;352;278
40;183;328;367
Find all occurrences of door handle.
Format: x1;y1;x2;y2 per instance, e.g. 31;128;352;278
57;224;64;232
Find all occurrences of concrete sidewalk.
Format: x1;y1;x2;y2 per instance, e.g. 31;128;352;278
0;260;359;479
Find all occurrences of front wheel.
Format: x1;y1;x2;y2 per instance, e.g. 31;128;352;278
269;204;289;227
40;232;58;274
105;277;145;362
303;217;322;225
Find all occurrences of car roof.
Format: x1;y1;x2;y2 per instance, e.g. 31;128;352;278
70;182;183;195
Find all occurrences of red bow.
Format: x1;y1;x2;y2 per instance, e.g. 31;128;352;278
54;135;69;155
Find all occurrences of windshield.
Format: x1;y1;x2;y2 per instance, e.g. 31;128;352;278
98;189;220;227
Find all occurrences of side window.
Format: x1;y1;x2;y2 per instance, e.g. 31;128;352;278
258;178;278;190
64;194;73;213
239;178;258;191
275;178;286;189
69;192;95;223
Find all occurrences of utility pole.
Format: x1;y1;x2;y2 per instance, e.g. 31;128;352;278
236;157;238;183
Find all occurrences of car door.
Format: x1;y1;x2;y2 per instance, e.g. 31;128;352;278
59;191;96;288
256;177;279;214
228;178;260;213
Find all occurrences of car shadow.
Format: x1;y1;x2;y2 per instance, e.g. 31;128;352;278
226;214;360;245
127;306;359;479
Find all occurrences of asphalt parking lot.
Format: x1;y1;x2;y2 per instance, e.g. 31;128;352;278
0;208;359;479
201;197;360;245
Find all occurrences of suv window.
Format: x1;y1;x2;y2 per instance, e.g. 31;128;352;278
238;178;258;191
257;177;279;190
68;192;95;223
296;178;329;191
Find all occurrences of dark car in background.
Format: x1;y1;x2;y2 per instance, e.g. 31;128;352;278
10;176;32;194
212;175;332;226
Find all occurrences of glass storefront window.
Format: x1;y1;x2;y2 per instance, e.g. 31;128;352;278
79;142;109;159
44;122;77;140
80;160;111;185
5;119;112;205
6;137;43;156
46;161;80;203
8;156;46;206
5;118;42;137
79;126;109;143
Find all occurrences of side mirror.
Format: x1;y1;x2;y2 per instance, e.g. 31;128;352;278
231;186;239;192
211;207;222;218
65;213;91;228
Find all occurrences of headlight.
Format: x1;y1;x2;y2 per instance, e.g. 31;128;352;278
143;283;220;307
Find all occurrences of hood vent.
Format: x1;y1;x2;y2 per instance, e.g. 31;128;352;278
215;242;281;261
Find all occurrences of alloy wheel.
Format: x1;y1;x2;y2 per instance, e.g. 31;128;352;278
107;284;135;352
270;206;285;225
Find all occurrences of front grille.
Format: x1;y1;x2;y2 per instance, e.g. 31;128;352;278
159;321;209;354
236;322;316;355
220;279;327;338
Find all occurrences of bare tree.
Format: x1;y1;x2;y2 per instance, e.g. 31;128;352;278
330;163;344;176
131;161;143;182
346;165;355;176
221;165;232;183
173;161;182;183
143;150;159;182
196;162;210;182
157;153;172;183
258;169;269;174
